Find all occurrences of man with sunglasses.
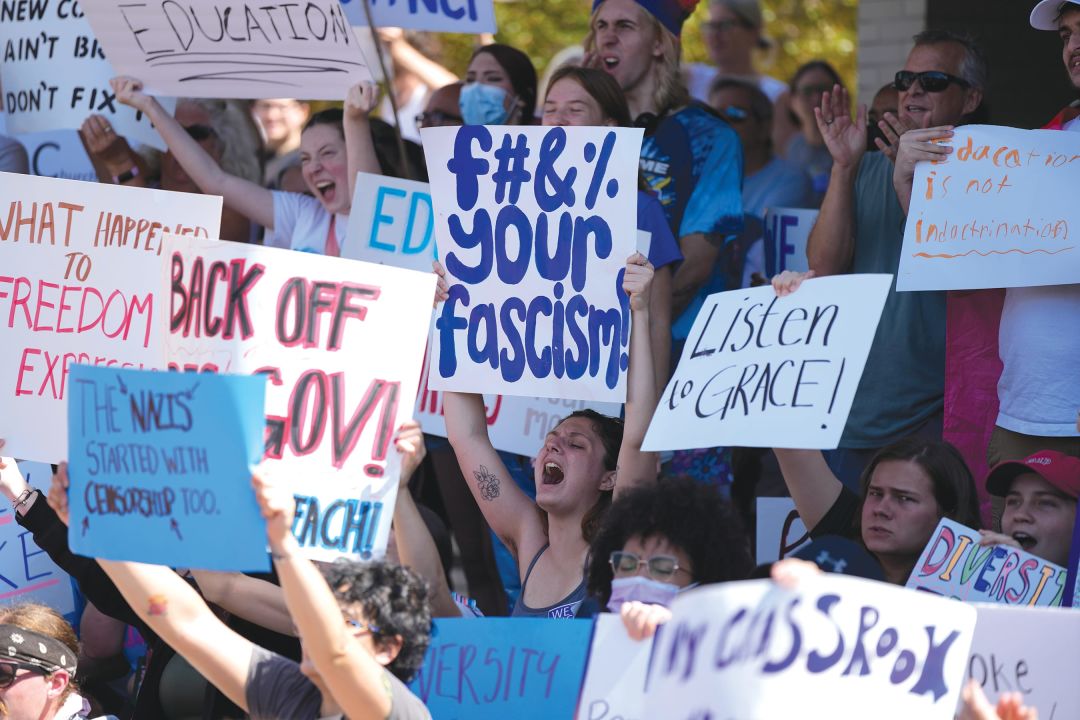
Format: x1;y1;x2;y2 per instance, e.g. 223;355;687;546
805;30;986;488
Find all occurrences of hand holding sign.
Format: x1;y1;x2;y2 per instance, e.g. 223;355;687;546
622;252;654;312
252;471;295;557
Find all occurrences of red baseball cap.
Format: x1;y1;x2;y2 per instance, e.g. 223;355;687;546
985;450;1080;499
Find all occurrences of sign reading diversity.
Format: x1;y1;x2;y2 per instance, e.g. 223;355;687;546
645;576;976;719
0;1;172;148
422;125;642;403
344;173;436;273
899;125;1080;290
763;207;818;276
80;0;373;99
0;173;222;463
409;617;592;719
643;274;891;451
67;365;268;571
339;0;497;34
906;518;1068;606
575;614;650;720
163;236;434;562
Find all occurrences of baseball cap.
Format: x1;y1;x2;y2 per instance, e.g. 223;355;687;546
985;450;1080;498
1030;0;1080;31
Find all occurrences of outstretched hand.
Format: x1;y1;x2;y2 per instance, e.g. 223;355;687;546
109;76;152;113
875;112;919;161
771;270;815;297
623;252;654;312
814;85;867;170
396;420;426;491
252;471;296;552
344;81;380;120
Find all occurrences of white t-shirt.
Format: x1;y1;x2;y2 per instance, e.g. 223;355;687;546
997;284;1080;436
269;190;347;255
685;62;787;104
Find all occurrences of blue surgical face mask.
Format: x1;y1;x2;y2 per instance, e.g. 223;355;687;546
606;576;682;613
460;82;511;125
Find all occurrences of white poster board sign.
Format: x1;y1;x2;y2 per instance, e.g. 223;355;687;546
898;125;1080;291
575;614;650;720
17;130;97;182
966;604;1080;719
339;0;497;34
163;237;434;562
764;207;817;276
755;497;810;565
344;172;436;273
645;577;977;719
421;125;642;402
0;3;172;148
81;0;373;100
643;274;892;451
0;173;222;463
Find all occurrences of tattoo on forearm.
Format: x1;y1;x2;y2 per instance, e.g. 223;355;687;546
148;594;168;616
473;465;500;501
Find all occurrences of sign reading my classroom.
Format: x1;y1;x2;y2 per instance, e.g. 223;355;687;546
421;125;642;403
898;124;1080;291
80;0;373;99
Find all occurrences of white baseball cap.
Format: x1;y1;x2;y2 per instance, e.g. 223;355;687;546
1030;0;1080;30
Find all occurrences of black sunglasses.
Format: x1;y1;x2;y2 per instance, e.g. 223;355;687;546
0;662;49;688
893;70;970;93
184;124;217;141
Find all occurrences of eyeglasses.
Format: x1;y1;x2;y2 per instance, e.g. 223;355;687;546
702;19;750;33
716;105;750;123
346;618;381;635
893;70;971;93
416;110;463;129
609;551;687;581
184;124;217;141
0;662;48;689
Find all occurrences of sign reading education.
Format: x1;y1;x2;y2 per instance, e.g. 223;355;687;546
576;614;650;720
642;274;891;451
422;125;642;403
80;0;373;100
344;172;436;273
163;236;434;562
645;577;976;719
410;618;592;719
0;0;172;148
0;173;222;463
898;125;1080;291
906;518;1068;606
67;365;268;571
339;0;497;34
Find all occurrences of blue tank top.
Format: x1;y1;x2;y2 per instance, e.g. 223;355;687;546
510;544;587;619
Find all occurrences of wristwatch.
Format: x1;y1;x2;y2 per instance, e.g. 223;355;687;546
112;165;140;184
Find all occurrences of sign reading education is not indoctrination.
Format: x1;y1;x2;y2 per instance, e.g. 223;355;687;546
643;274;891;451
645;576;977;719
80;0;373;99
0;173;222;463
339;0;497;34
163;236;434;562
422;125;643;403
899;124;1080;291
67;365;268;571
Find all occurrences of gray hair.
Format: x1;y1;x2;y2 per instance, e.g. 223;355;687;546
912;29;988;91
181;98;264;185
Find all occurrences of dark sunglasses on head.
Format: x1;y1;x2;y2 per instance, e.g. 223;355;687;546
609;551;684;581
893;70;970;93
716;105;750;123
184;124;217;141
416;110;463;128
0;662;49;689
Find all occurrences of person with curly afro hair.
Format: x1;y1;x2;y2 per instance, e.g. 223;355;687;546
587;475;753;611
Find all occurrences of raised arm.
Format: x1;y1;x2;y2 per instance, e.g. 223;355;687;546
253;473;394;720
111;76;275;229
190;570;294;637
344;81;382;200
380;28;458;91
614;253;659;498
805;85;866;276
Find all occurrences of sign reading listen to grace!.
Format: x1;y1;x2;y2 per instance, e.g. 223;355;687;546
67;365;268;571
898;125;1080;291
79;0;373;99
421;125;642;402
338;0;497;34
644;576;976;719
163;236;435;562
0;173;222;463
642;274;891;451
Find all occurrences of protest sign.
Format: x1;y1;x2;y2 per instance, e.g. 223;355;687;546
80;0;373;100
0;462;80;620
763;207;817;276
967;604;1079;718
17;130;97;183
339;0;497;34
575;614;650;720
907;518;1068;606
1066;512;1080;607
410;617;592;719
344;172;436;273
422;125;642;402
755;497;810;565
67;365;268;571
645;576;976;719
642;274;892;451
0;173;222;463
0;2;172;148
163;236;434;562
898;125;1080;291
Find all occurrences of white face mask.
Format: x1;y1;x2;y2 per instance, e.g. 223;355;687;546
607;576;681;613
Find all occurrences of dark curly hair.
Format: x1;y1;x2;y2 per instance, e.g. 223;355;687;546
586;476;752;606
323;560;431;682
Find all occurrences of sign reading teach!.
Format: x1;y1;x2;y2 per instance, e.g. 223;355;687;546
0;173;222;463
643;274;891;451
899;125;1080;291
80;0;372;99
645;576;976;719
67;365;268;571
422;125;642;403
163;237;434;562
